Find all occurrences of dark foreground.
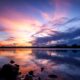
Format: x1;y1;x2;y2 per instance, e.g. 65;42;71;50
0;60;72;80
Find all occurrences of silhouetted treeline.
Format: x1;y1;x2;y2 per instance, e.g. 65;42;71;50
0;44;80;48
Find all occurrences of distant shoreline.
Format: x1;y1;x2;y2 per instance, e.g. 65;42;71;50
0;46;80;48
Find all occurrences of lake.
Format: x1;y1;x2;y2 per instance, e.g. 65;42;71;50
0;48;80;80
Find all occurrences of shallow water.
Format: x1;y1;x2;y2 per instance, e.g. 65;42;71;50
0;48;80;80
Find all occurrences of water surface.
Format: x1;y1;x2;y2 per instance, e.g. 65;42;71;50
0;48;80;80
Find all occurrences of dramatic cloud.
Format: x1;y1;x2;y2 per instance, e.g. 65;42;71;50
0;0;80;46
34;25;80;45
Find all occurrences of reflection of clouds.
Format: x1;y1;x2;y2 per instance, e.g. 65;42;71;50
47;50;80;58
32;59;57;73
0;49;35;65
0;57;10;66
46;51;67;58
0;48;37;74
47;51;57;56
74;57;80;61
0;49;80;75
34;50;80;68
52;64;80;76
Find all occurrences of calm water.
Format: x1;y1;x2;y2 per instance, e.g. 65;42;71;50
0;48;80;80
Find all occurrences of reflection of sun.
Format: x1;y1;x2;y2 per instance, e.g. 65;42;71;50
0;48;36;74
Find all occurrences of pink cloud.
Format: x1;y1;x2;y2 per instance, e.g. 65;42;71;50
0;9;56;44
50;0;70;20
41;12;51;21
0;9;43;42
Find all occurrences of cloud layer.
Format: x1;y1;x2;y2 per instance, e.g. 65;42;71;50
0;0;80;46
34;17;80;45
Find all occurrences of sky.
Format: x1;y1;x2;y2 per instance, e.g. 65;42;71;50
0;0;80;46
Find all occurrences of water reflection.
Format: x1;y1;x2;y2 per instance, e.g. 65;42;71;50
0;48;80;80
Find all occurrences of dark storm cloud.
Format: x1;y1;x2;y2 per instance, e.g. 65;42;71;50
67;38;80;45
31;17;80;45
52;17;80;27
64;17;80;24
35;28;80;44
